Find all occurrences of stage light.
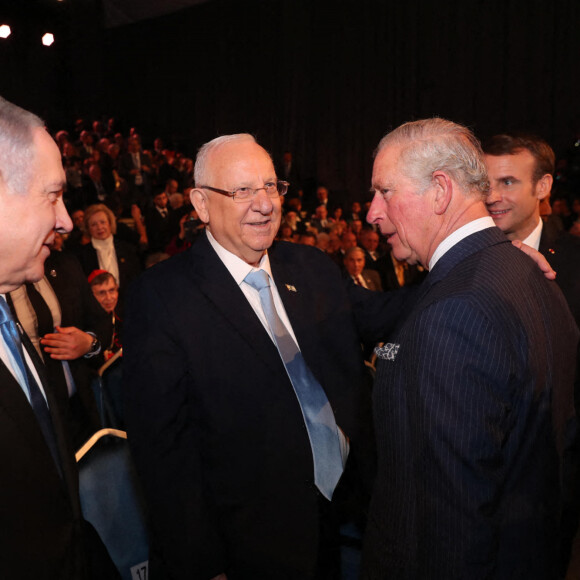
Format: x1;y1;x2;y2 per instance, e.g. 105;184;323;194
42;33;55;46
0;25;11;39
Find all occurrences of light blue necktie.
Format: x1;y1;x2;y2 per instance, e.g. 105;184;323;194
245;269;343;500
0;297;62;477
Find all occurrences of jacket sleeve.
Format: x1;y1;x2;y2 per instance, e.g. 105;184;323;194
123;276;227;579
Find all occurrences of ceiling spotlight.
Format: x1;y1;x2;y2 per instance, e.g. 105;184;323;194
42;33;55;46
0;25;11;39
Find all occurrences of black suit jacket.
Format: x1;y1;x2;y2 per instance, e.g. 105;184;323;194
124;233;367;579
0;333;87;579
362;227;578;579
44;251;112;445
144;206;175;253
76;238;141;311
539;219;580;328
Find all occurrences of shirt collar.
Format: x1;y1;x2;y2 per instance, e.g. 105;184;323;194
206;229;272;285
522;218;543;251
429;216;495;270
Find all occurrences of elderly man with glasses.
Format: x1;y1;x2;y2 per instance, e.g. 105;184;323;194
124;134;373;580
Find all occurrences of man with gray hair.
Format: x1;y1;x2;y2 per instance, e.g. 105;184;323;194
0;96;117;578
124;133;370;579
361;118;578;579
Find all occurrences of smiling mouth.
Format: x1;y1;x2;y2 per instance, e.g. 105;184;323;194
488;209;509;217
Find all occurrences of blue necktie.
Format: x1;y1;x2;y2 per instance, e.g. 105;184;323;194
244;269;343;500
0;297;62;477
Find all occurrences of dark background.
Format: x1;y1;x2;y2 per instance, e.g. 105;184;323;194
1;0;579;203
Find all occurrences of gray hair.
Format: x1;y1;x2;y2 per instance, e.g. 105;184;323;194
194;133;257;187
375;118;489;197
0;96;45;194
344;246;365;260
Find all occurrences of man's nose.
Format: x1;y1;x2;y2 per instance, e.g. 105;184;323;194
366;192;384;224
486;186;501;205
251;188;274;211
55;198;73;233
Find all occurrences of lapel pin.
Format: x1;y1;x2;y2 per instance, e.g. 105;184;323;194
285;284;297;293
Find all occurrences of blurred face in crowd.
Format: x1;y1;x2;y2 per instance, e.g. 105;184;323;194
154;192;168;210
0;128;71;292
315;205;328;220
128;138;140;154
165;179;179;195
344;248;366;277
91;277;119;313
351;219;363;235
192;139;282;267
300;233;317;246
328;233;341;253
80;131;93;146
484;149;552;241
89;164;102;182
88;210;112;240
71;209;85;229
316;187;328;203
361;230;379;252
340;232;357;251
50;232;64;252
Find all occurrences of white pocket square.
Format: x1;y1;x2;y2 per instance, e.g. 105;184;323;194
374;343;400;361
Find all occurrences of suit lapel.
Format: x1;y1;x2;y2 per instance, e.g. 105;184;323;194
20;331;76;487
187;234;284;376
269;246;323;375
0;360;48;448
539;220;560;262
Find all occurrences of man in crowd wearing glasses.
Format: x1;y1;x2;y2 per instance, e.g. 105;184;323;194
124;134;374;579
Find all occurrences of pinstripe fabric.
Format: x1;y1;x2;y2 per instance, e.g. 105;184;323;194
362;227;578;580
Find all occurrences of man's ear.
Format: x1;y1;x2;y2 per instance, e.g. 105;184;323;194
535;173;553;201
431;171;453;215
191;188;210;223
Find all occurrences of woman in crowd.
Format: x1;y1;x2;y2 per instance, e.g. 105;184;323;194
76;204;141;307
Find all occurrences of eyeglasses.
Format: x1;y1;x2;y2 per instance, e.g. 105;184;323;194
199;180;289;203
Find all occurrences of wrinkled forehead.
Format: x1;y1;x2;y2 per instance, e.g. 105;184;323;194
207;141;275;182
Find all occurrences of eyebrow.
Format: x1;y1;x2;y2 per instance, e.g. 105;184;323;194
46;181;66;191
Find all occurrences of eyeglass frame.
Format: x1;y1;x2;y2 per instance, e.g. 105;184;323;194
198;180;290;203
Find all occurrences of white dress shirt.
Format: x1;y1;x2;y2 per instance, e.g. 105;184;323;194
522;218;543;251
206;230;349;463
0;294;47;403
429;216;495;271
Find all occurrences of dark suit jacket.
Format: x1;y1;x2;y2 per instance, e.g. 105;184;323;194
119;151;153;189
44;251;112;445
347;269;383;292
124;233;368;579
75;238;141;311
0;333;87;579
144;205;175;254
366;250;426;291
362;227;578;580
539;219;580;328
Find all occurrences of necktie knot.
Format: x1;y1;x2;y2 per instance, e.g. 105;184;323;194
244;269;270;292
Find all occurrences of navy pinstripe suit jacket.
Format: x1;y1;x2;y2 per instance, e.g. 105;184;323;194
362;227;579;580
